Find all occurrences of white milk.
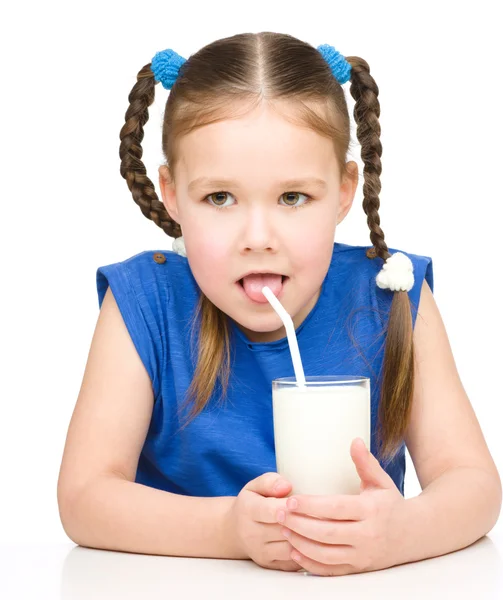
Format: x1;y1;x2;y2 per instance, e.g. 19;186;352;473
272;381;371;495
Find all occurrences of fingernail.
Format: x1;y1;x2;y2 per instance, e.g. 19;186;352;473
287;498;298;510
274;480;286;491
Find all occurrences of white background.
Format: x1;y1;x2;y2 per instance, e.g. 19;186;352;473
1;0;502;544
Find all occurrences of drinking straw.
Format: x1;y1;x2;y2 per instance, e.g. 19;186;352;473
261;286;306;389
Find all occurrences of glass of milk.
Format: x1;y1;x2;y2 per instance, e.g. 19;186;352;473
272;375;371;496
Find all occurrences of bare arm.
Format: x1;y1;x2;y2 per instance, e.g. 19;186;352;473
395;466;501;565
57;286;242;560
397;281;502;564
60;474;243;558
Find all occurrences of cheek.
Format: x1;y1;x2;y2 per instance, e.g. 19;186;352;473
184;212;230;255
193;234;229;264
293;236;332;271
302;257;330;286
289;206;337;243
186;239;230;292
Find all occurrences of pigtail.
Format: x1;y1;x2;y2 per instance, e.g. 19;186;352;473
118;64;181;239
346;56;415;466
118;61;231;430
176;292;232;430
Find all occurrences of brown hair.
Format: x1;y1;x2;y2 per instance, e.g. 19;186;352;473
119;32;415;465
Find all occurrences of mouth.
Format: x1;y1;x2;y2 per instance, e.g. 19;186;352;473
237;275;288;286
236;274;289;303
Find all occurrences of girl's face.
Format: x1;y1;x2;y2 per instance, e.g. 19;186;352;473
159;101;358;343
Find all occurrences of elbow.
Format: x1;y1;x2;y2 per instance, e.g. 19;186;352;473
491;473;502;527
480;468;502;533
57;482;86;546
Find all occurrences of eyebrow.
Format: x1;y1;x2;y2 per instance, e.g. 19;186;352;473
188;176;328;193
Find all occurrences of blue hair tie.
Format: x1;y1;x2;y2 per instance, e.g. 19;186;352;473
316;44;352;85
151;48;187;90
151;43;351;90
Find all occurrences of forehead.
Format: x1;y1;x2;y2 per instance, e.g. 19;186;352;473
177;101;338;182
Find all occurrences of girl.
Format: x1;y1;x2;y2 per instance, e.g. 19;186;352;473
57;32;501;577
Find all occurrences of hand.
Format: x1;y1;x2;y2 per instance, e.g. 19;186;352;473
276;438;406;576
227;472;304;572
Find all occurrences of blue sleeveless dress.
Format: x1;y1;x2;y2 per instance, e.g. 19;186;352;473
96;242;433;497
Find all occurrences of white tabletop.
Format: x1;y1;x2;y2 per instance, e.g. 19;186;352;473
3;524;503;599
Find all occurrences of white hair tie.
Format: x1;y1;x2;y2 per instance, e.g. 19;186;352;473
376;251;414;292
172;236;187;257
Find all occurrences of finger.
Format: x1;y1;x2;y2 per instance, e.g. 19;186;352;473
256;496;289;524
290;550;356;577
244;472;291;497
273;561;305;572
268;560;304;572
283;527;357;567
263;522;290;543
286;494;366;521
279;512;359;546
266;539;299;561
266;541;304;572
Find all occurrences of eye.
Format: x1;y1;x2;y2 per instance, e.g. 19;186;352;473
205;191;235;209
279;192;311;209
203;191;313;210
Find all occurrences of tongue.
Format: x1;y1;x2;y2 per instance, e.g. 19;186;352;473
241;274;283;303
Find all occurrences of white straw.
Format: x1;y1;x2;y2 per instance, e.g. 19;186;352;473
261;286;306;388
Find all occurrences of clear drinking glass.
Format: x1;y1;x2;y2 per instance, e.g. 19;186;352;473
272;375;371;496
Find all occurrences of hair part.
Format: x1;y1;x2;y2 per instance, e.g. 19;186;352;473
119;32;415;466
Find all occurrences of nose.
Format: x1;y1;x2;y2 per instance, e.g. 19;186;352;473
240;204;278;252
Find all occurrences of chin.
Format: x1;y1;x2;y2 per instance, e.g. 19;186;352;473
234;314;286;336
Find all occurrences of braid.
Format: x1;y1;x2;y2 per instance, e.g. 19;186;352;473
118;63;181;239
346;57;390;263
346;56;415;464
